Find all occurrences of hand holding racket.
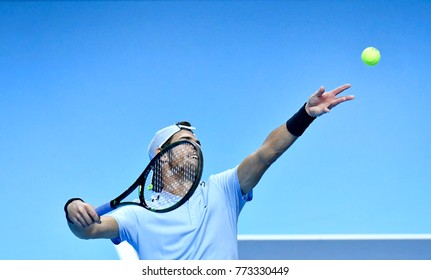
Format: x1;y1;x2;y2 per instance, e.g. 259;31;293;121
95;140;203;216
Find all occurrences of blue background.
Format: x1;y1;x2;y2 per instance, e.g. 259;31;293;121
1;1;430;259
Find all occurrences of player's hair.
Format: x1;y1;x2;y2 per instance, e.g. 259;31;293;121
176;121;193;127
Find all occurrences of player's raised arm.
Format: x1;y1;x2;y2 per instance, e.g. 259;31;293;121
238;84;354;195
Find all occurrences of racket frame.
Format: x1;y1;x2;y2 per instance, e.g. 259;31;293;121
96;140;203;215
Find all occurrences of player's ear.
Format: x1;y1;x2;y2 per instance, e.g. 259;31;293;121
155;148;161;155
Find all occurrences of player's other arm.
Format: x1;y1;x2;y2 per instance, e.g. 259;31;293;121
238;84;354;195
65;199;119;240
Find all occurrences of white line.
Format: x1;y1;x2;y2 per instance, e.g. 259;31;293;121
238;234;431;241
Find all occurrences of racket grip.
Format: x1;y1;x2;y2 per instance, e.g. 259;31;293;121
95;202;113;216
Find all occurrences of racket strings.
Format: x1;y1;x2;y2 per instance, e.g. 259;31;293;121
141;142;200;210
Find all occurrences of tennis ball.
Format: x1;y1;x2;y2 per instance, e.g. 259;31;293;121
361;47;380;66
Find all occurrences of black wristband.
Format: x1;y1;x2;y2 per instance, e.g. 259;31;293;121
286;103;316;137
64;198;84;223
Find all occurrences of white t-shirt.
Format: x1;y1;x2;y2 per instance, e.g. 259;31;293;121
109;166;253;259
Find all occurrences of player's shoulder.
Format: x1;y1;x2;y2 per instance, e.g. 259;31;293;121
208;166;238;182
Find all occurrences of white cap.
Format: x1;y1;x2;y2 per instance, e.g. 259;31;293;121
147;123;196;160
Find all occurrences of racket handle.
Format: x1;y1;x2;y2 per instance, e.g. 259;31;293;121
95;202;113;216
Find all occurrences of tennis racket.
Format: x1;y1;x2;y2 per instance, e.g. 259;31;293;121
95;140;203;215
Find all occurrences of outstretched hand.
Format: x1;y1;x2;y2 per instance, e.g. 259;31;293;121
305;84;355;117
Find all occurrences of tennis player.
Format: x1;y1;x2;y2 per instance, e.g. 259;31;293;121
64;84;354;259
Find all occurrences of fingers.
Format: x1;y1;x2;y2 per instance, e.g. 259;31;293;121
74;213;93;228
91;210;102;224
70;203;101;228
313;86;325;97
310;84;353;114
328;95;355;110
328;97;346;110
331;84;351;96
325;84;353;108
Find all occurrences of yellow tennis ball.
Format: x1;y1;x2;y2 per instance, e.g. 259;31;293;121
361;47;381;66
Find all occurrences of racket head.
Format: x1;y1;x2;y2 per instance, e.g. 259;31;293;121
137;140;203;212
